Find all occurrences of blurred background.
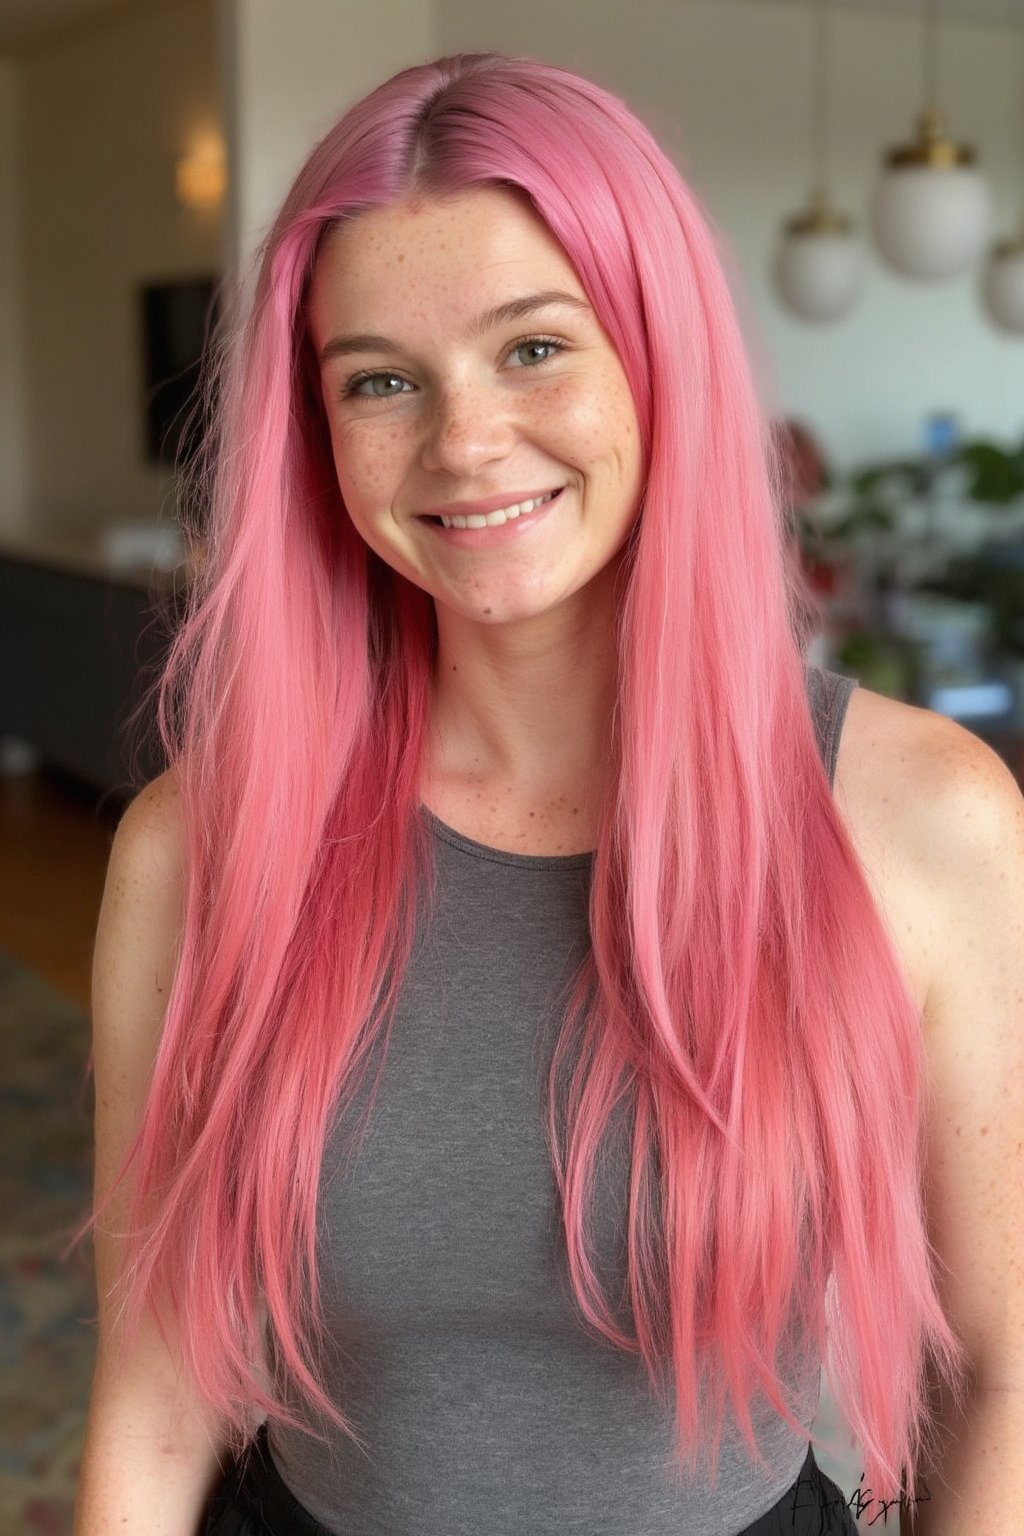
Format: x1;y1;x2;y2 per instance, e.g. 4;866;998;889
2;1;1022;1530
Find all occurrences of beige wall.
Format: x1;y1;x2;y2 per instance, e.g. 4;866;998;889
434;0;1024;470
19;0;223;538
0;60;28;535
226;0;435;279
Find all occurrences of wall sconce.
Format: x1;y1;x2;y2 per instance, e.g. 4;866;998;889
175;144;227;212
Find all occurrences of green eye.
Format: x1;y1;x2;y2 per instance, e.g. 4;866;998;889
508;338;563;367
343;371;410;400
340;334;566;402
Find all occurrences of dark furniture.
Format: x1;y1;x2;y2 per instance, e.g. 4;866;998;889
0;535;187;800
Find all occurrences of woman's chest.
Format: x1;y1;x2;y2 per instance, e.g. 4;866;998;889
421;774;603;858
423;685;937;1015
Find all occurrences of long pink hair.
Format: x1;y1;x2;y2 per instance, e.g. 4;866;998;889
71;51;970;1501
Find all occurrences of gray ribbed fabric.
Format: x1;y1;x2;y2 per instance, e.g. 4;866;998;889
267;665;859;1536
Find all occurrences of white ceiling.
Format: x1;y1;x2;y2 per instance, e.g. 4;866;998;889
0;0;1022;56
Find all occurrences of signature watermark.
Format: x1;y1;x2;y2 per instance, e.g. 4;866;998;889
784;1468;933;1530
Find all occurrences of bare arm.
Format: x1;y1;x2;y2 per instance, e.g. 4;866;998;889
897;720;1024;1534
73;769;234;1536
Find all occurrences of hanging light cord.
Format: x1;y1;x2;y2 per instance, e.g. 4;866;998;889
810;0;831;200
923;0;939;114
1018;10;1024;227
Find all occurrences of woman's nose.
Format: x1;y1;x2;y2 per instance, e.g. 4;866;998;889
419;382;519;477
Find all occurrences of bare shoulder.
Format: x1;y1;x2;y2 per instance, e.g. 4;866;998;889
833;683;1024;1010
109;765;187;897
836;682;1023;863
118;763;184;848
90;767;189;1231
94;765;187;1032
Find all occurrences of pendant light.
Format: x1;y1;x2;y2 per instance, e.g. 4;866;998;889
774;0;863;322
981;10;1024;334
870;0;991;282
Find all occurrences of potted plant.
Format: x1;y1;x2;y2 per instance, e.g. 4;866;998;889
796;432;1024;704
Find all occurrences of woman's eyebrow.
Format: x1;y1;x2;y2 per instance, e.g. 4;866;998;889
318;289;592;365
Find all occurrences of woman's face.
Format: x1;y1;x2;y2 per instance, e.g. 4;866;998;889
306;186;644;627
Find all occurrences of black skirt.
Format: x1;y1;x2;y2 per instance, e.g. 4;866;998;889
203;1422;858;1535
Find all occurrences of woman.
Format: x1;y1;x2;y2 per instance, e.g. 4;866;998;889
72;52;1022;1536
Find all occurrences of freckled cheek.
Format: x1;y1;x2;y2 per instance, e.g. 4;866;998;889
330;422;410;518
534;376;641;484
526;376;631;463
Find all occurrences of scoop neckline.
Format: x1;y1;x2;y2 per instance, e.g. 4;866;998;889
417;802;595;870
415;664;849;871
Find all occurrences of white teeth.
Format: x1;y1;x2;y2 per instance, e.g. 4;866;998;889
439;489;559;530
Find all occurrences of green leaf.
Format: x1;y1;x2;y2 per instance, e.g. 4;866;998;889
959;441;1024;504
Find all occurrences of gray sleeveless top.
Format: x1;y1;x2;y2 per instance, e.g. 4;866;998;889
267;665;858;1535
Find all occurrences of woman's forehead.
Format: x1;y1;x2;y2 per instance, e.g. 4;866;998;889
317;188;565;275
310;191;581;326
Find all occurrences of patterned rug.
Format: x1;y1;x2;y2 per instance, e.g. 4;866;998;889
1;947;96;1536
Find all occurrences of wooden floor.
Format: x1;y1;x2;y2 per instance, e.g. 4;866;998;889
0;769;124;1014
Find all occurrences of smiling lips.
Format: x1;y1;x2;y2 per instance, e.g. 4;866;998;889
433;488;561;529
418;483;565;522
420;486;566;544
